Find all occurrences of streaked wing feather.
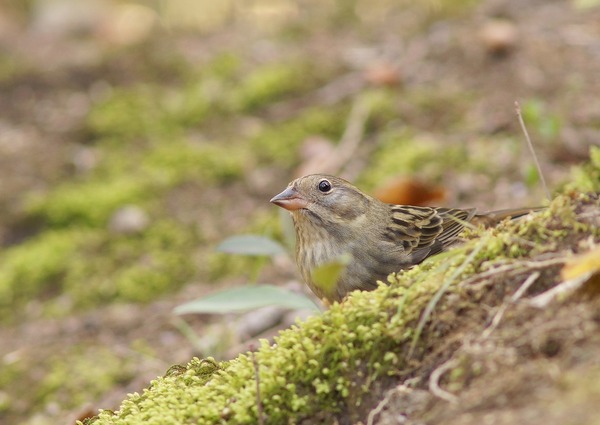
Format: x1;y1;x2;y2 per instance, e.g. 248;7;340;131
435;208;476;245
388;205;443;252
386;206;475;261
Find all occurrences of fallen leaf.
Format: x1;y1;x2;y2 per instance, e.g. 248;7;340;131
374;176;446;206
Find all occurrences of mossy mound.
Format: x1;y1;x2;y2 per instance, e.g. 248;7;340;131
87;186;600;424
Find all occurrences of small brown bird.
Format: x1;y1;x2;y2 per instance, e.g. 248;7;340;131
271;174;537;303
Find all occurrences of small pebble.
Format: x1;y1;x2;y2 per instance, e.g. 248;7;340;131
480;19;518;55
109;205;150;235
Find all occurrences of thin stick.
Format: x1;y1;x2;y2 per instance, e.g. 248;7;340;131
250;349;265;425
515;101;551;201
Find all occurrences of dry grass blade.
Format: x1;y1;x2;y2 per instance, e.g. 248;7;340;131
515;100;551;201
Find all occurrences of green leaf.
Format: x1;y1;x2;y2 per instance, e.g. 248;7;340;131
174;284;319;315
216;235;287;256
311;255;351;299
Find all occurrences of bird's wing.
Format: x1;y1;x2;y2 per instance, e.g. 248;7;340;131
434;207;476;246
385;205;475;262
386;205;443;251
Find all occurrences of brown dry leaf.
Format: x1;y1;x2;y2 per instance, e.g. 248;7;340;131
364;62;402;87
374;176;446;206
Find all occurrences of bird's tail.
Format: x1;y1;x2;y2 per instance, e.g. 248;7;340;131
471;207;543;227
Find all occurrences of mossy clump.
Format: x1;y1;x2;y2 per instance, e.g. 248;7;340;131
0;219;199;321
0;228;90;321
62;219;199;308
88;189;598;424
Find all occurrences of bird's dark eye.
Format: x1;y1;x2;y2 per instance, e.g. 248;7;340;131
318;179;332;193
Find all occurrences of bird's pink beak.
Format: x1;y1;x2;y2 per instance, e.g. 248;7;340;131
270;186;308;211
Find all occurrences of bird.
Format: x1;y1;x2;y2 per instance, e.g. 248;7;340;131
270;174;538;303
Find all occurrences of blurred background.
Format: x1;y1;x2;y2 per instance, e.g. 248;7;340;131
0;0;599;423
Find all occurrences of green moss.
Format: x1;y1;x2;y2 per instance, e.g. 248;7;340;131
141;142;245;185
26;140;245;228
26;176;157;228
63;219;199;308
357;130;466;191
87;85;187;141
88;192;598;425
0;228;90;320
0;219;199;321
0;343;141;423
229;61;317;112
250;105;348;167
204;52;241;79
37;346;137;411
565;146;600;193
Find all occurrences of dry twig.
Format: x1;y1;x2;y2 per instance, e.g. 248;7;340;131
429;358;459;403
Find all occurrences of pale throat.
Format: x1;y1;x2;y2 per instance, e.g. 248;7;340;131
292;209;361;271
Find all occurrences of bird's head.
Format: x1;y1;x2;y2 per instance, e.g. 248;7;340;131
270;174;370;223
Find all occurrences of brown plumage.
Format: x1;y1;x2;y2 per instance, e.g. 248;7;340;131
271;174;538;303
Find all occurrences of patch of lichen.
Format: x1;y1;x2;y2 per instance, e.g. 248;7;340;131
0;219;199;322
0;53;29;82
87;188;598;424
